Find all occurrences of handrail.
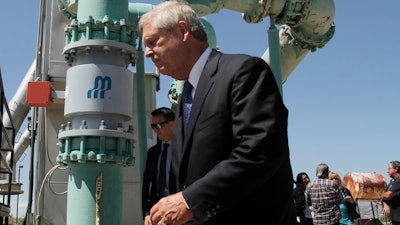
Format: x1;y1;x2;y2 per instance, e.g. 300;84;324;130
0;67;16;224
0;67;16;152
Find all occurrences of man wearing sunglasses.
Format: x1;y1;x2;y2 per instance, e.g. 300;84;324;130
142;107;176;225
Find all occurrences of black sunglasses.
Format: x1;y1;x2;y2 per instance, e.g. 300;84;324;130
150;120;172;130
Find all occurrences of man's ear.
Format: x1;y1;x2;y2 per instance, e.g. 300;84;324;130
177;21;190;41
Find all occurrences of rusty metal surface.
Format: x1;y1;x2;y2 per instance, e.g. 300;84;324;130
342;172;387;202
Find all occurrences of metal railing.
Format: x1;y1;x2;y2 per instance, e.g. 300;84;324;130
0;68;16;225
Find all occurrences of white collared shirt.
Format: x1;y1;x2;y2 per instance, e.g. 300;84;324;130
186;47;212;98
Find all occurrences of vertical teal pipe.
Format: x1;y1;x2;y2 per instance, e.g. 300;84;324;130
64;1;131;225
136;38;148;197
67;163;123;225
267;17;283;96
77;0;128;21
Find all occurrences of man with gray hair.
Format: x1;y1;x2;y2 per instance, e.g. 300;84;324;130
382;160;400;225
139;1;296;225
305;163;342;225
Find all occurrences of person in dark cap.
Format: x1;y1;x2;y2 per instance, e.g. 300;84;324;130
305;163;342;225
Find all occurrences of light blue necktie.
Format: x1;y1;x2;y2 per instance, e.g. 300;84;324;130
182;81;193;132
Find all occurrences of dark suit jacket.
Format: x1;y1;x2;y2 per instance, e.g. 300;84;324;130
171;50;296;225
141;141;176;218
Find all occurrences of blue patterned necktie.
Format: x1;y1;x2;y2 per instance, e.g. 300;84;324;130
182;81;193;131
158;143;169;197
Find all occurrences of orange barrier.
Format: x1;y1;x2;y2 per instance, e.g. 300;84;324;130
342;172;387;201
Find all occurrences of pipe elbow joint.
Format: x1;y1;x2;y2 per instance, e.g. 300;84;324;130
288;22;335;52
278;0;336;51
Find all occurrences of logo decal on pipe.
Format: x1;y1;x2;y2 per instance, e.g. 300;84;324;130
87;76;112;99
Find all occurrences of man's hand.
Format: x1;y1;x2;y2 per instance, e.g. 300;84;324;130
145;215;151;225
383;202;390;217
344;196;353;203
150;192;194;225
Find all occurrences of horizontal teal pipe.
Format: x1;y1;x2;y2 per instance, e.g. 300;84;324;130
128;3;155;26
128;3;217;48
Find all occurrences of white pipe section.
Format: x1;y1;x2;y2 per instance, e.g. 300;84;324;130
262;29;309;83
7;128;30;164
4;59;35;133
1;59;35;166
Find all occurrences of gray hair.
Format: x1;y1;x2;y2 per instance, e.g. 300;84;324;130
390;161;400;172
138;1;208;41
316;163;330;179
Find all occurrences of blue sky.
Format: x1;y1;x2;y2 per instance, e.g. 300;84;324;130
1;0;399;218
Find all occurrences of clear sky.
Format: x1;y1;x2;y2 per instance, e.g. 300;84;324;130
1;0;399;219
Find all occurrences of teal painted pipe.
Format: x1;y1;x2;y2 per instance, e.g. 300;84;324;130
182;0;260;17
136;41;147;193
267;17;282;95
77;0;128;22
128;3;155;27
127;4;154;218
67;163;123;225
199;17;217;49
60;1;136;225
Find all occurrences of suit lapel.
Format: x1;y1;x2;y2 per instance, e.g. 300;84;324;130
178;50;221;173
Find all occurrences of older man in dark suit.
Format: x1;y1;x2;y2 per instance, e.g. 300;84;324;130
139;2;296;225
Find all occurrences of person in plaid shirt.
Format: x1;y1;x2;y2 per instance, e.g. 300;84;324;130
305;163;342;225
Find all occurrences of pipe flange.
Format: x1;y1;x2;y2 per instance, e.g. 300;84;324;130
62;39;137;65
242;0;273;23
287;22;335;51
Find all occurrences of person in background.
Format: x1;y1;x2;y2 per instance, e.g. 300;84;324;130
305;163;342;225
329;171;357;225
293;172;313;225
139;1;296;225
142;107;176;225
382;161;400;225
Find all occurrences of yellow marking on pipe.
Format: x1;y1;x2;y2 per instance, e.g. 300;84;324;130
96;173;103;225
